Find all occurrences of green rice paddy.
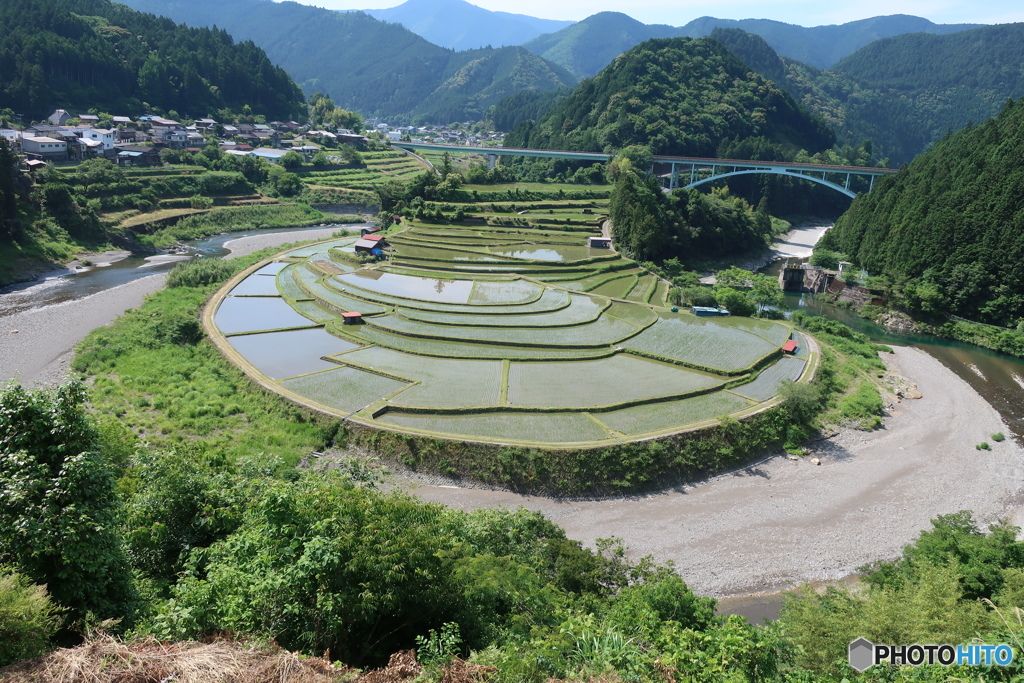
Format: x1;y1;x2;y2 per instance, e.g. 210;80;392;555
207;183;814;446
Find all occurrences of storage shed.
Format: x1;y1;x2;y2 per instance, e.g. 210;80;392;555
781;339;798;354
341;312;363;325
692;306;730;317
587;236;612;249
354;235;388;254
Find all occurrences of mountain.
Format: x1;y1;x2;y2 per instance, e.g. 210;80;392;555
121;0;576;123
679;15;980;69
820;97;1024;329
0;0;305;120
361;0;573;51
524;13;981;79
506;36;834;158
523;12;679;80
712;24;1024;165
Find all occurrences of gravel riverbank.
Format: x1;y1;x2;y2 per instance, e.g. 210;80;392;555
399;346;1024;597
0;227;349;387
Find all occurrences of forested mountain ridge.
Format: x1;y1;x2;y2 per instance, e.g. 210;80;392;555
0;0;306;120
819;97;1024;329
121;0;576;123
505;37;835;158
711;23;1024;165
523;12;680;80
362;0;573;51
523;12;981;79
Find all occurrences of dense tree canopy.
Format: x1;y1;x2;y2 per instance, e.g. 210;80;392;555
506;37;835;158
819;97;1024;328
0;0;306;120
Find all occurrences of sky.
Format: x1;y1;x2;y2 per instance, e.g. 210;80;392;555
288;0;1024;27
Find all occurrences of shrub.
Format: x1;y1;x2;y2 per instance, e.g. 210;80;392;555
838;382;884;430
0;572;61;666
166;258;237;289
976;442;991;451
992;432;1006;442
0;383;138;625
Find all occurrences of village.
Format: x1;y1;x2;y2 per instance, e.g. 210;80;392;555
0;107;506;170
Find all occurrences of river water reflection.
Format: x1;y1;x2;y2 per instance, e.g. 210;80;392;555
0;225;352;317
764;260;1024;443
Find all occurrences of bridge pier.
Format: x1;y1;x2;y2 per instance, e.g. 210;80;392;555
485;153;497;170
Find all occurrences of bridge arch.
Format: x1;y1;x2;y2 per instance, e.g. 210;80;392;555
680;169;857;199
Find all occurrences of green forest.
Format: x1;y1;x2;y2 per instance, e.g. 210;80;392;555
0;0;306;121
505;37;834;158
819;97;1024;334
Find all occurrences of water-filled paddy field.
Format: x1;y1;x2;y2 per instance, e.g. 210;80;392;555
205;201;815;446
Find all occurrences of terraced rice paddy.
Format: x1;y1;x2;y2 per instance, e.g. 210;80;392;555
206;184;815;446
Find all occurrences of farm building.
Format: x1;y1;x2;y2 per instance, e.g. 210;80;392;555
361;225;382;237
354;235;388;255
588;236;612;249
781;339;798;354
341;312;363;325
692;306;730;317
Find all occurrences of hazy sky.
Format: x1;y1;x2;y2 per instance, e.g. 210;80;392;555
289;0;1024;27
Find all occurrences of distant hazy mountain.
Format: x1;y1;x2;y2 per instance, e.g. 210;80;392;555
711;24;1024;165
524;12;679;79
680;15;980;69
525;13;982;78
362;0;573;51
121;0;576;122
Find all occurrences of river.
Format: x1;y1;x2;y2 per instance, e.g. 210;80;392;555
0;225;365;385
764;265;1024;444
0;225;355;317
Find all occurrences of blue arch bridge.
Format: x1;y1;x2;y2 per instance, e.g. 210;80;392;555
390;141;899;198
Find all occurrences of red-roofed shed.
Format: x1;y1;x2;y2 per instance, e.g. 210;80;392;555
363;234;384;242
781;339;798;354
341;312;363;325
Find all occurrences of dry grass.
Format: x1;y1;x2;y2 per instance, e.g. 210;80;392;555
0;639;500;683
0;634;352;683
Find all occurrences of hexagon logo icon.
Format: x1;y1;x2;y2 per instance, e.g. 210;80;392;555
849;638;875;672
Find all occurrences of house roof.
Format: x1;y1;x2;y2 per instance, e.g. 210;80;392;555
363;234;385;242
354;238;382;250
24;136;63;144
112;116;132;123
341;312;362;318
251;148;287;158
